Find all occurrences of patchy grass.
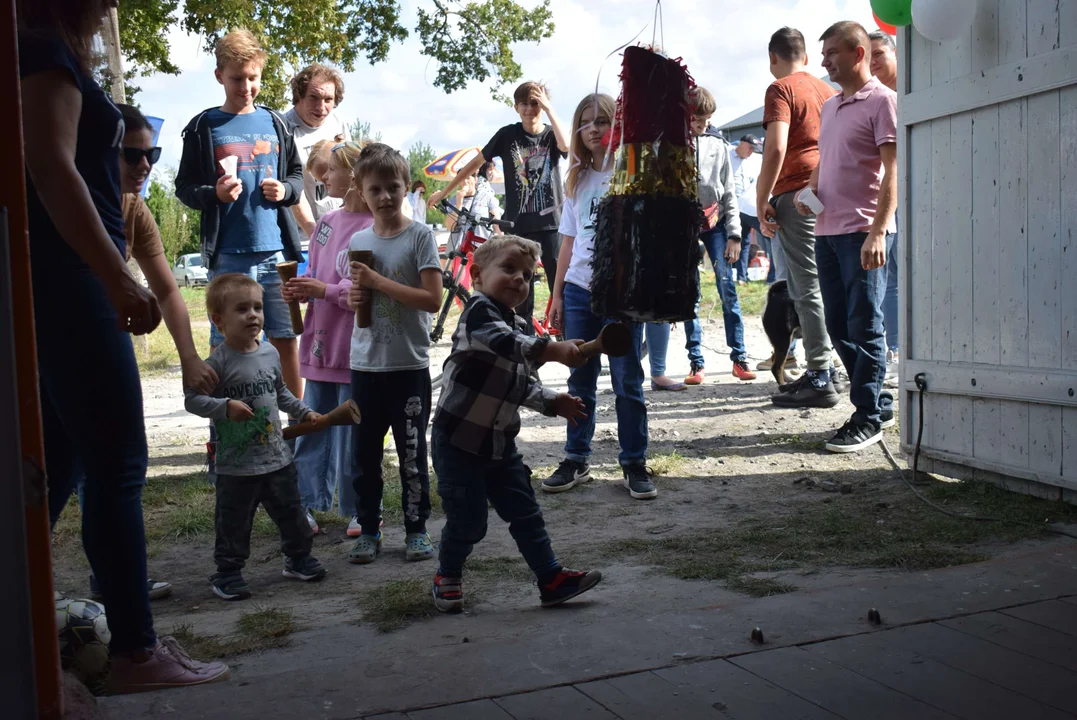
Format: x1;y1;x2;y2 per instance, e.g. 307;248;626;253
379;454;443;526
608;478;1077;597
649;450;688;477
699;274;768;317
171;606;295;659
359;578;436;633
135;287;211;376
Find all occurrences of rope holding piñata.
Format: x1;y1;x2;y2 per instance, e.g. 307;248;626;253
589;44;703;322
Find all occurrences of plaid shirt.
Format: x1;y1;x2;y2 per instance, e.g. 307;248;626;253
433;292;557;459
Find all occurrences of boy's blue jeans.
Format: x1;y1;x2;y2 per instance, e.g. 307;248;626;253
41;266;155;654
815;232;895;427
433;427;557;579
683;226;747;366
563;283;648;467
294;380;358;516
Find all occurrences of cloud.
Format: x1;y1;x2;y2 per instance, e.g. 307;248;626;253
136;0;879;176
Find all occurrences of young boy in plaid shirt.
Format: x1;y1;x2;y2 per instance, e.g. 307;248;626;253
431;235;603;613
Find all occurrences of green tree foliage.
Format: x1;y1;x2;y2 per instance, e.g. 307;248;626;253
348;120;382;145
407;141;447;225
145;170;200;262
117;0;554;108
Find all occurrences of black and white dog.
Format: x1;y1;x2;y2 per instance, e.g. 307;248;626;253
761;280;801;385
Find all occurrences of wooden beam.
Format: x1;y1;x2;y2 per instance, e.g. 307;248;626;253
902;360;1077;408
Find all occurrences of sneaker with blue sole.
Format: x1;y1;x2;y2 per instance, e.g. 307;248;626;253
348;532;382;564
406;532;435;562
282;554;327;581
210;571;251;601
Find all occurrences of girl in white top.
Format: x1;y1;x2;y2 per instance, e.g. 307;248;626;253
543;93;655;500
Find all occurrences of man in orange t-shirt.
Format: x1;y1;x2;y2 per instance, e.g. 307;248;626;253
756;27;840;409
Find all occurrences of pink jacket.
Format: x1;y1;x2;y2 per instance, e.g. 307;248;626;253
298;208;374;383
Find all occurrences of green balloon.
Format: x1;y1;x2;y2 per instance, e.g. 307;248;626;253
871;0;912;26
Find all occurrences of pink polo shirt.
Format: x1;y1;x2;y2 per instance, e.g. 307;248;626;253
815;76;897;237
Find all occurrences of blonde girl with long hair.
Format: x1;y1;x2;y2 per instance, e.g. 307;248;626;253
542;93;656;500
283;141;374;536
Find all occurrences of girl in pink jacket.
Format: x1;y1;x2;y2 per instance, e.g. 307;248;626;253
284;141;373;536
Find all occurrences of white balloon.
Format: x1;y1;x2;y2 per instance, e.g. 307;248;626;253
912;0;979;42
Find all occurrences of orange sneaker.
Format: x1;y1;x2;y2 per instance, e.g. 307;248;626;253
106;636;229;695
684;364;705;385
732;360;757;381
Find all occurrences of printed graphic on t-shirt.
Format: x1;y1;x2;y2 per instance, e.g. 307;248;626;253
512;143;556;216
371;261;407;344
335;247;351;279
214;136;278;178
315;222;333;246
214;366;283;466
586;195;601;232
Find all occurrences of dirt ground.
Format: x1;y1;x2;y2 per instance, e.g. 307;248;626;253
50;311;1077;662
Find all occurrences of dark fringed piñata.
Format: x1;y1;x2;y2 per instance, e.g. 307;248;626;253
590;45;703;322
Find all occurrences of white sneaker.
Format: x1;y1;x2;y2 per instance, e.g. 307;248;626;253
347;516;362;538
305;510;320;534
884;350;899;389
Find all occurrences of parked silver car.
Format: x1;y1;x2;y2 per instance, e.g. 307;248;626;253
172;253;208;287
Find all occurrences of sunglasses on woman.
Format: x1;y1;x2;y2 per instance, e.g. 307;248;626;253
122;147;162;166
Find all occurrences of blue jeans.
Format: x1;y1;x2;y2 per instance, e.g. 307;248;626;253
683;227;747;365
208;250;295;345
432;427;557;579
294;380;358;515
883;233;899;352
815;233;895;426
41;267;155;654
563;283;648;467
645;322;672;377
737;213;758;281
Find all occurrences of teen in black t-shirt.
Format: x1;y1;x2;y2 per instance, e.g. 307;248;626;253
429;82;569;331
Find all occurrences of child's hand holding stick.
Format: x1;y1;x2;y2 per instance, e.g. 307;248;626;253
541;339;586;368
348;250;375;328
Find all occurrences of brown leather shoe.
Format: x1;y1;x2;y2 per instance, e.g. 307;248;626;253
107;636;229;695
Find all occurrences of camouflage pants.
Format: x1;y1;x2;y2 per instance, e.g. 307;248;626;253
214;463;313;573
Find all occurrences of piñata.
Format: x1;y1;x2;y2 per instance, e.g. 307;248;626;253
589;44;703;322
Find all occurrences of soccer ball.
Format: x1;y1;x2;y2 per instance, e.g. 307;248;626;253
56;598;111;691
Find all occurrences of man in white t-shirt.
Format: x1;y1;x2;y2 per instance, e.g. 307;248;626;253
284;63;348;237
729;134;763;281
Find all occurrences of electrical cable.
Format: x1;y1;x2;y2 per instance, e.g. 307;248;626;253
879;372;1077;539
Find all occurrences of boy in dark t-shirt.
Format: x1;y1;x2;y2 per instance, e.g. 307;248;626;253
429;82;569;332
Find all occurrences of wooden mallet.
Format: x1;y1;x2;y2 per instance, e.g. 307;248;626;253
579;323;633;359
275;261;305;335
282;400;361;440
349;250;374;328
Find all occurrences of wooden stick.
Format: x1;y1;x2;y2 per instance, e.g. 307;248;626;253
283;400;361;440
349;250;374;328
275;261;304;335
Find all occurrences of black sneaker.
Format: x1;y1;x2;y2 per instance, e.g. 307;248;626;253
623;464;657;499
772;380;841;409
825;419;883;453
211;571;251;601
541;459;591;493
880;407;896;429
282;554;327;582
831;368;849;393
539;568;602;607
778;372;808;393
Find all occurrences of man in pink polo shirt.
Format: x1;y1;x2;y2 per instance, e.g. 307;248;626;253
798;21;897;453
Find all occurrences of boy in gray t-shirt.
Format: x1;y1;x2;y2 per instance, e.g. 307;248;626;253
185;274;328;601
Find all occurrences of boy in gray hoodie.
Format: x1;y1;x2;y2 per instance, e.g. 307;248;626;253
678;87;755;385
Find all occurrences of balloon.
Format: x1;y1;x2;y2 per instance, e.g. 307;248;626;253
870;0;912;27
873;13;897;35
912;0;979;42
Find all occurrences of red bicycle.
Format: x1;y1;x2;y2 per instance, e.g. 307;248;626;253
430;199;560;344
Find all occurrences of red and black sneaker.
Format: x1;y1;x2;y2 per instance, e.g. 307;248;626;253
732;360;757;381
433;572;464;613
538;568;602;607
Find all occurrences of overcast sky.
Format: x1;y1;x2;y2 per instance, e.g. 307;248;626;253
136;0;879;173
